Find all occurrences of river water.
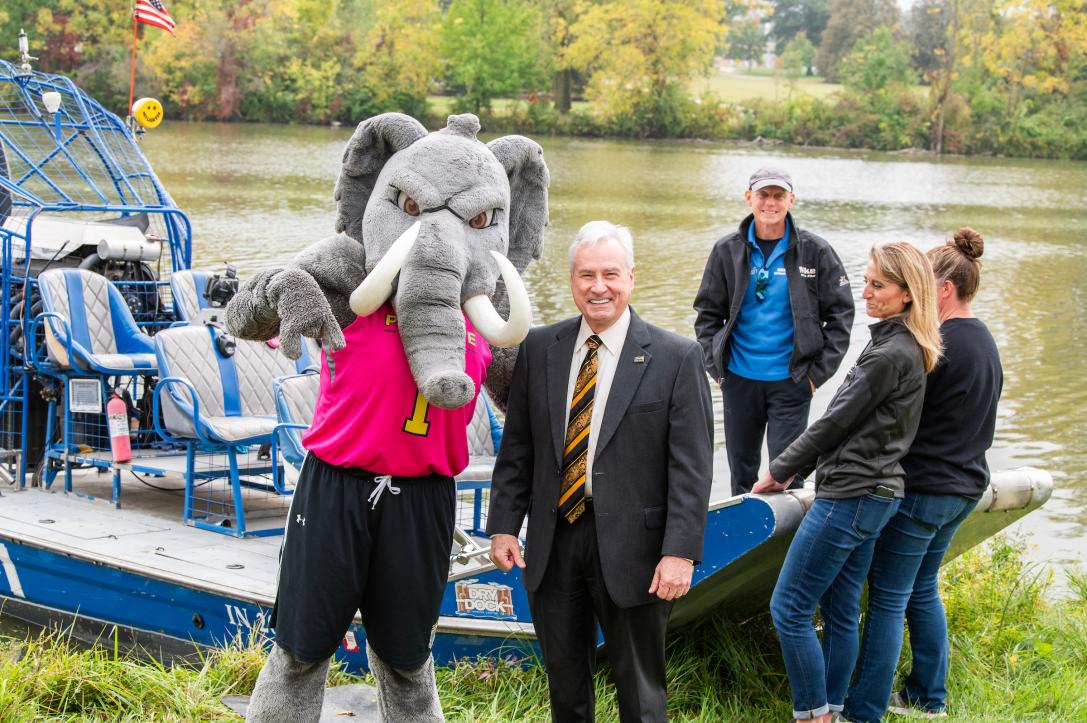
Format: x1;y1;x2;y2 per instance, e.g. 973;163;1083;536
143;122;1087;570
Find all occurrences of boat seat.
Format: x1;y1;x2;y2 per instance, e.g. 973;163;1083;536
153;324;311;536
170;268;320;371
459;391;502;482
271;371;319;487
154;324;308;444
35;268;157;374
169;269;215;324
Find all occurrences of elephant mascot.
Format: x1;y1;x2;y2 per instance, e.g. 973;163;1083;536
227;113;548;723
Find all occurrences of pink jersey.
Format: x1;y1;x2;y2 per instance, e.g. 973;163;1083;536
302;303;491;477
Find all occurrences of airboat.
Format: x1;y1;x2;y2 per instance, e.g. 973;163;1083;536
0;35;1052;674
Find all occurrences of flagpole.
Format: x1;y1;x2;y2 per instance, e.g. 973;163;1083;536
127;9;138;118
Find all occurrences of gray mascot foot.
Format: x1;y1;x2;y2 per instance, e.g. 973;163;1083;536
245;644;330;723
367;642;444;722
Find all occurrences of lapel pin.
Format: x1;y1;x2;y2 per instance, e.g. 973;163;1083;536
633;355;645;363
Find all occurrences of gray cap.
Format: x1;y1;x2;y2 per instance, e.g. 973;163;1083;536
748;166;793;193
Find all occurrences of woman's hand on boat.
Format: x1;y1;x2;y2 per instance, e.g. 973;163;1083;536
489;534;525;572
752;471;793;494
649;555;693;600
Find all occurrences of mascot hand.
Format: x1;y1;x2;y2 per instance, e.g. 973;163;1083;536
267;268;346;359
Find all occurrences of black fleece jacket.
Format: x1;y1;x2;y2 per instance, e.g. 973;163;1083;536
693;213;854;387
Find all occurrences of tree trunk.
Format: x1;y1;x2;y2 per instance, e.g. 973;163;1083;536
553;70;572;113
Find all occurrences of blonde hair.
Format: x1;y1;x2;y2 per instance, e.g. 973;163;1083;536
870;243;943;373
928;227;984;302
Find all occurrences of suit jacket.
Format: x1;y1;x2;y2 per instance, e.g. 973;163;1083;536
486;309;714;608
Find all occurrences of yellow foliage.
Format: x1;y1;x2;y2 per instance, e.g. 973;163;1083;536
360;0;443;109
977;0;1087;99
562;0;725;120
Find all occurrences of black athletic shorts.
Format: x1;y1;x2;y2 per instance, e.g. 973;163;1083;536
269;453;456;668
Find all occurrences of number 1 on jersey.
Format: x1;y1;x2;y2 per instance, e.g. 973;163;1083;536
404;390;431;436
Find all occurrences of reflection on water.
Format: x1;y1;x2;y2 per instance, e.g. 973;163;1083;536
144;124;1087;566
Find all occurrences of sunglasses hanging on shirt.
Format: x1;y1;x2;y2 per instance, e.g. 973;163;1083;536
755;267;770;303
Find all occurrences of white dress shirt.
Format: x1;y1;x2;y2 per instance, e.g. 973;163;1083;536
565;307;630;499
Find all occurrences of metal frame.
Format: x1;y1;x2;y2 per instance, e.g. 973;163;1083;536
2;56;194;495
151;377;284;538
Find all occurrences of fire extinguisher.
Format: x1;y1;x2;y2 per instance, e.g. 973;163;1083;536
107;390;132;463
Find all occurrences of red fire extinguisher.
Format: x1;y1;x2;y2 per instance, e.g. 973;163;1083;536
107;391;132;463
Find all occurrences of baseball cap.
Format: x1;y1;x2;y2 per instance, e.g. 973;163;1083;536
748;167;793;193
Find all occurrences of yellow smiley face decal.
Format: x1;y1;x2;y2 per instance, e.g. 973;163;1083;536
132;97;163;129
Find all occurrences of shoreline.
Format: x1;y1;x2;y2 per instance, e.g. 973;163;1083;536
2;535;1084;721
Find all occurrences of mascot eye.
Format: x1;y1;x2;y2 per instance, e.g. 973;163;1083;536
396;191;420;216
468;209;497;229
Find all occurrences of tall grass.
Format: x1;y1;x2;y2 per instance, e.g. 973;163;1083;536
1;536;1084;721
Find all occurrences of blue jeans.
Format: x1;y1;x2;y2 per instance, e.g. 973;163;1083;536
769;493;900;720
843;493;978;723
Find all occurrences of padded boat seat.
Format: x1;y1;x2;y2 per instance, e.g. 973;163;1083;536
273;372;319;472
200;415;278;443
154;324;305;446
455;392;502;482
170;269;320;371
36;268;157;375
169;269;214;323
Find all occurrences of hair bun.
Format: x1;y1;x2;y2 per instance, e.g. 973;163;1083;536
951;227;984;259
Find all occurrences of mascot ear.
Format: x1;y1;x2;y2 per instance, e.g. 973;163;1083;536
483;136;549;414
487;136;549;273
335;113;428;241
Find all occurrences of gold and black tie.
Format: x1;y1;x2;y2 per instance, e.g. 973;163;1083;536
559;335;601;523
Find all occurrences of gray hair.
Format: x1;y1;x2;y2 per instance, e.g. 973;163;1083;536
567;220;635;272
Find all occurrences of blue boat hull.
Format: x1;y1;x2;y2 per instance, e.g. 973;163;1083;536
0;468;1051;673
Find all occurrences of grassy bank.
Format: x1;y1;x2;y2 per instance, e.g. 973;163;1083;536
2;537;1084;722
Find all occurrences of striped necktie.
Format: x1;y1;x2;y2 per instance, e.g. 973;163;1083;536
559;335;601;523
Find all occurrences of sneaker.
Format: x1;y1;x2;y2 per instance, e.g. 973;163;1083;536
831;713;854;722
887;691;948;718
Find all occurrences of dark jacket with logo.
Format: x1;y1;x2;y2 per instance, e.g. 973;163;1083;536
693;213;854;386
769;317;926;499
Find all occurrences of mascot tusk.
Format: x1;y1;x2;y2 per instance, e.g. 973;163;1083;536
463;250;532;348
349;221;421;316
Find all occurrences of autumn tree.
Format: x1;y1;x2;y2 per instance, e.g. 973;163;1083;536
1;0;137;110
535;0;583;113
727;19;768;68
768;0;829;53
563;0;725;135
838;26;915;93
959;0;1087;155
780;34;816;81
144;0;367;123
814;0;899;81
360;0;442;118
908;0;951;79
441;0;548;115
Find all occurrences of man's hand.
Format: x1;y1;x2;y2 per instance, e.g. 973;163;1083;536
489;534;525;572
808;376;817;394
648;555;693;601
752;470;794;494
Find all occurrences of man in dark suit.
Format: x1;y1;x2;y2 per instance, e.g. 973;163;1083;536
487;221;714;722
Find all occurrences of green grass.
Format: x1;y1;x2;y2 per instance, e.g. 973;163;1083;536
690;70;844;102
2;537;1085;721
428;68;843;117
427;95;590;118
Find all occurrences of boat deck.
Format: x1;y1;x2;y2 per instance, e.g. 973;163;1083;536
0;466;500;608
1;474;285;605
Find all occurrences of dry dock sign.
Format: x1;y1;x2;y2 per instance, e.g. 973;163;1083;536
454;580;516;619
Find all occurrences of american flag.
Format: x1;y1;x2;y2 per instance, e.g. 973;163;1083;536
135;0;176;33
